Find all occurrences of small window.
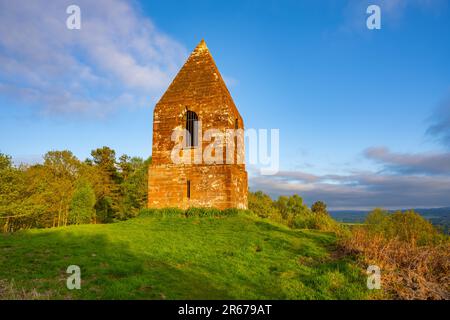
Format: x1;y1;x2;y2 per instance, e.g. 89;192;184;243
235;118;239;129
187;180;191;199
186;110;198;147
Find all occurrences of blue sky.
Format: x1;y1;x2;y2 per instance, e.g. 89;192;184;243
0;0;449;209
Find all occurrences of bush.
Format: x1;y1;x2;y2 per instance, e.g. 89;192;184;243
311;201;327;214
340;227;449;299
291;211;347;235
291;215;311;229
366;209;442;245
248;191;348;233
138;208;184;218
221;208;242;216
185;207;222;217
138;207;247;218
248;191;279;219
308;212;337;231
340;208;449;299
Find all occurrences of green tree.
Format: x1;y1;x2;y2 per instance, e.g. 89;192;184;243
311;201;328;215
90;146;120;182
0;153;26;231
69;181;96;225
0;154;18;216
118;154;133;181
274;194;311;227
119;156;151;219
248;191;279;219
89;147;121;222
286;194;309;216
275;196;289;219
41;151;81;227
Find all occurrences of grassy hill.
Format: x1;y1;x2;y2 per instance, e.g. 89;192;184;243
0;212;372;299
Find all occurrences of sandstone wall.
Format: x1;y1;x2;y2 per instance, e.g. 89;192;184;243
148;40;248;210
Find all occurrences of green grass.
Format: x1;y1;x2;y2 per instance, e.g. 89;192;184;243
0;212;371;299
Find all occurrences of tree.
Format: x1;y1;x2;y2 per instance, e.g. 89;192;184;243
0;153;27;231
88;147;121;222
41;151;81;227
275;196;289;219
1;148;152;232
0;154;17;214
118;154;133;181
69;181;96;225
119;156;151;219
286;194;309;216
311;201;328;215
248;191;279;219
274;194;311;226
0;152;13;170
90;146;120;182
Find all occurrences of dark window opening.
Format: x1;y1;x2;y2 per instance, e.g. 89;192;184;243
187;180;191;199
235;118;239;129
186;110;198;147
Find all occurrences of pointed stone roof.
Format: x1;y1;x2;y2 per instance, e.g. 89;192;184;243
156;39;241;118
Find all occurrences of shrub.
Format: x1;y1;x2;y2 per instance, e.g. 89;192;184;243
291;211;347;235
340;208;449;299
138;208;184;218
291;215;311;229
366;209;442;245
311;201;328;214
275;194;311;223
248;191;279;219
185;207;222;217
340;227;449;299
308;212;338;231
221;208;241;216
138;207;246;218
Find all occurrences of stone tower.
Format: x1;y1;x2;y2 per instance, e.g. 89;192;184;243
148;40;248;210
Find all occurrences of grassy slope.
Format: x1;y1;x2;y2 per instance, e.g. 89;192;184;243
0;213;371;299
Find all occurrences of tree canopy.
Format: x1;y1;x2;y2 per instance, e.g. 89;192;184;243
0;148;151;232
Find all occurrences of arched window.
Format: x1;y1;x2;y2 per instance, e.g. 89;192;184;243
186;110;198;147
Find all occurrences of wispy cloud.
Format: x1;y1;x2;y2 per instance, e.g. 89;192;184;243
249;168;450;210
249;141;450;210
426;92;450;149
0;0;187;116
364;146;450;175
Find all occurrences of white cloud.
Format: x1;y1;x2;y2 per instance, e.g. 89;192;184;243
249;143;450;210
250;168;450;210
364;147;450;175
427;91;450;149
0;0;187;116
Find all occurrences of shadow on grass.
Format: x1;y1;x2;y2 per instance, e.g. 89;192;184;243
253;220;368;299
254;220;335;253
0;229;232;299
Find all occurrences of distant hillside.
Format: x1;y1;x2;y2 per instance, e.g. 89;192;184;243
330;207;450;232
0;213;371;299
